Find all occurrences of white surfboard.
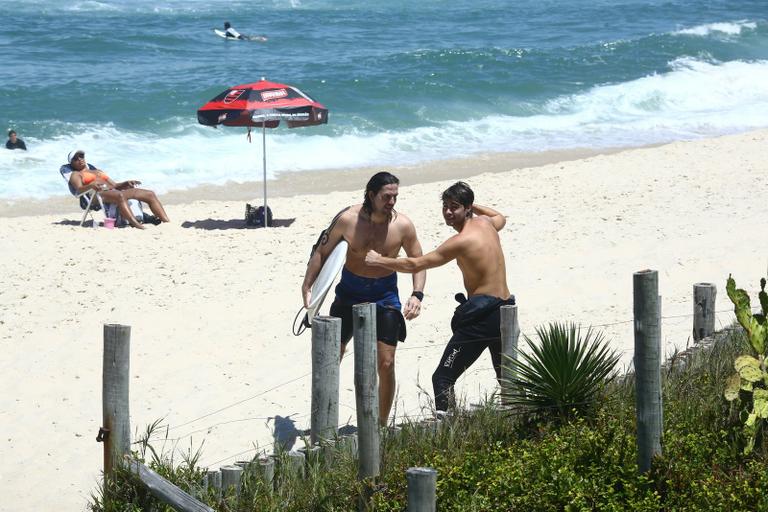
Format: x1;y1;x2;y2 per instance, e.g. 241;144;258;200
305;240;348;325
213;29;268;42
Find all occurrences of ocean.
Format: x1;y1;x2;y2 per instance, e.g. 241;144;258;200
1;0;767;199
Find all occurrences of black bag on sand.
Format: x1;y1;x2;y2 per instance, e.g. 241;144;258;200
245;203;273;227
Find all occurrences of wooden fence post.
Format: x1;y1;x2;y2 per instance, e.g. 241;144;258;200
406;467;437;512
102;324;131;477
311;316;341;444
258;456;275;491
206;469;221;499
693;282;717;342
633;270;663;474
220;464;243;495
499;304;520;405
353;303;380;481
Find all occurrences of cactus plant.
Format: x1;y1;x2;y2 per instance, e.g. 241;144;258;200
724;274;768;453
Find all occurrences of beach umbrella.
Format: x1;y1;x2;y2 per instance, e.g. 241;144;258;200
197;78;328;226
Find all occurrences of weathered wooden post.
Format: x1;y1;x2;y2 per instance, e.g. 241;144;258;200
693;282;717;342
287;450;306;480
206;469;221;499
354;303;380;510
221;464;243;495
499;304;520;405
633;270;663;473
406;467;437;512
101;324;131;477
258;456;275;491
353;303;380;480
311;316;341;444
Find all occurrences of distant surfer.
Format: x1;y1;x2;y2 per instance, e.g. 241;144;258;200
219;22;267;42
223;21;246;40
301;171;426;427
365;181;514;414
6;130;26;150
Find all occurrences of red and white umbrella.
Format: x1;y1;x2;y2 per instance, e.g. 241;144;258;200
197;78;328;225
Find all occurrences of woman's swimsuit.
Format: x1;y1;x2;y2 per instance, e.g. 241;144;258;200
80;170;109;184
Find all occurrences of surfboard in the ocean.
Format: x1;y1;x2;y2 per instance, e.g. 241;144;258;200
305;239;348;326
213;29;268;42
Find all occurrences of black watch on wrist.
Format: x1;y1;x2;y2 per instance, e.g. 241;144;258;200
411;291;424;301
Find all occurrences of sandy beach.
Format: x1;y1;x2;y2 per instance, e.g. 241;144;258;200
1;130;767;510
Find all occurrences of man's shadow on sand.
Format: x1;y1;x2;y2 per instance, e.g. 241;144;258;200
182;218;295;230
270;414;357;451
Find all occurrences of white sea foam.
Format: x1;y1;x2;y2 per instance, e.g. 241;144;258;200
674;20;757;37
3;57;768;200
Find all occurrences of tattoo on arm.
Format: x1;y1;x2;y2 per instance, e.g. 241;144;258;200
309;206;351;262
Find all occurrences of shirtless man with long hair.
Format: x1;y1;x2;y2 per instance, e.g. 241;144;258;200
302;171;426;426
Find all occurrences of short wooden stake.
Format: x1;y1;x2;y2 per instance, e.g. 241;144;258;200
499;304;520;405
633;270;663;473
339;433;359;457
311;316;341;444
353;303;380;481
206;469;221;499
221;464;243;495
102;324;131;477
258;456;275;491
287;450;306;479
406;467;437;512
693;282;717;342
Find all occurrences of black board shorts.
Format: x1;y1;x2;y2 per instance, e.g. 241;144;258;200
329;301;407;347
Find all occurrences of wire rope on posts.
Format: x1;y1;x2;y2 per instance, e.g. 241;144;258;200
633;270;663;474
406;467;437;512
102;324;131;477
311;316;341;444
499;304;520;406
693;282;717;342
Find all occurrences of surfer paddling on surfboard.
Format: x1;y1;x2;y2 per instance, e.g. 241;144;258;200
301;171;426;427
215;22;268;42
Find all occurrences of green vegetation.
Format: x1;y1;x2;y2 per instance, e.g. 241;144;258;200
725;275;768;454
500;321;620;421
90;322;768;511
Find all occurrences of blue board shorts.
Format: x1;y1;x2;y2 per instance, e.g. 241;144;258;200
329;268;406;346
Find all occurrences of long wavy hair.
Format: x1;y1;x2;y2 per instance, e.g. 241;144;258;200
362;171;400;216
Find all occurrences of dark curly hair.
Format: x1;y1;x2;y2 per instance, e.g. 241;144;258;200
441;181;474;208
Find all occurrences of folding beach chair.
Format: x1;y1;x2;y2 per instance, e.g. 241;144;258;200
59;164;105;227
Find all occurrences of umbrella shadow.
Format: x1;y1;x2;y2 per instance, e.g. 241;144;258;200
181;217;296;230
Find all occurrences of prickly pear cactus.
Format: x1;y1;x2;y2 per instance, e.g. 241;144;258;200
724;275;768;454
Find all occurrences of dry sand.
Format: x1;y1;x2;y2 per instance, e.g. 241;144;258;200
1;130;767;510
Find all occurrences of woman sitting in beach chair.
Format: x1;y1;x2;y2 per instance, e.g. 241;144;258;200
62;149;170;229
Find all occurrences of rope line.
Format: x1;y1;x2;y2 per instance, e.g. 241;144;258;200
155;305;745;446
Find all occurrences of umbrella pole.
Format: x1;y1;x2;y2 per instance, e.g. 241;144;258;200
262;122;268;227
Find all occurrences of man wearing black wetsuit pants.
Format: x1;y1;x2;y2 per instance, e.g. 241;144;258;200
301;172;426;426
366;181;513;413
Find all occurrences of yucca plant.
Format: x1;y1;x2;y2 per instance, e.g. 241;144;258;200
501;322;620;421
